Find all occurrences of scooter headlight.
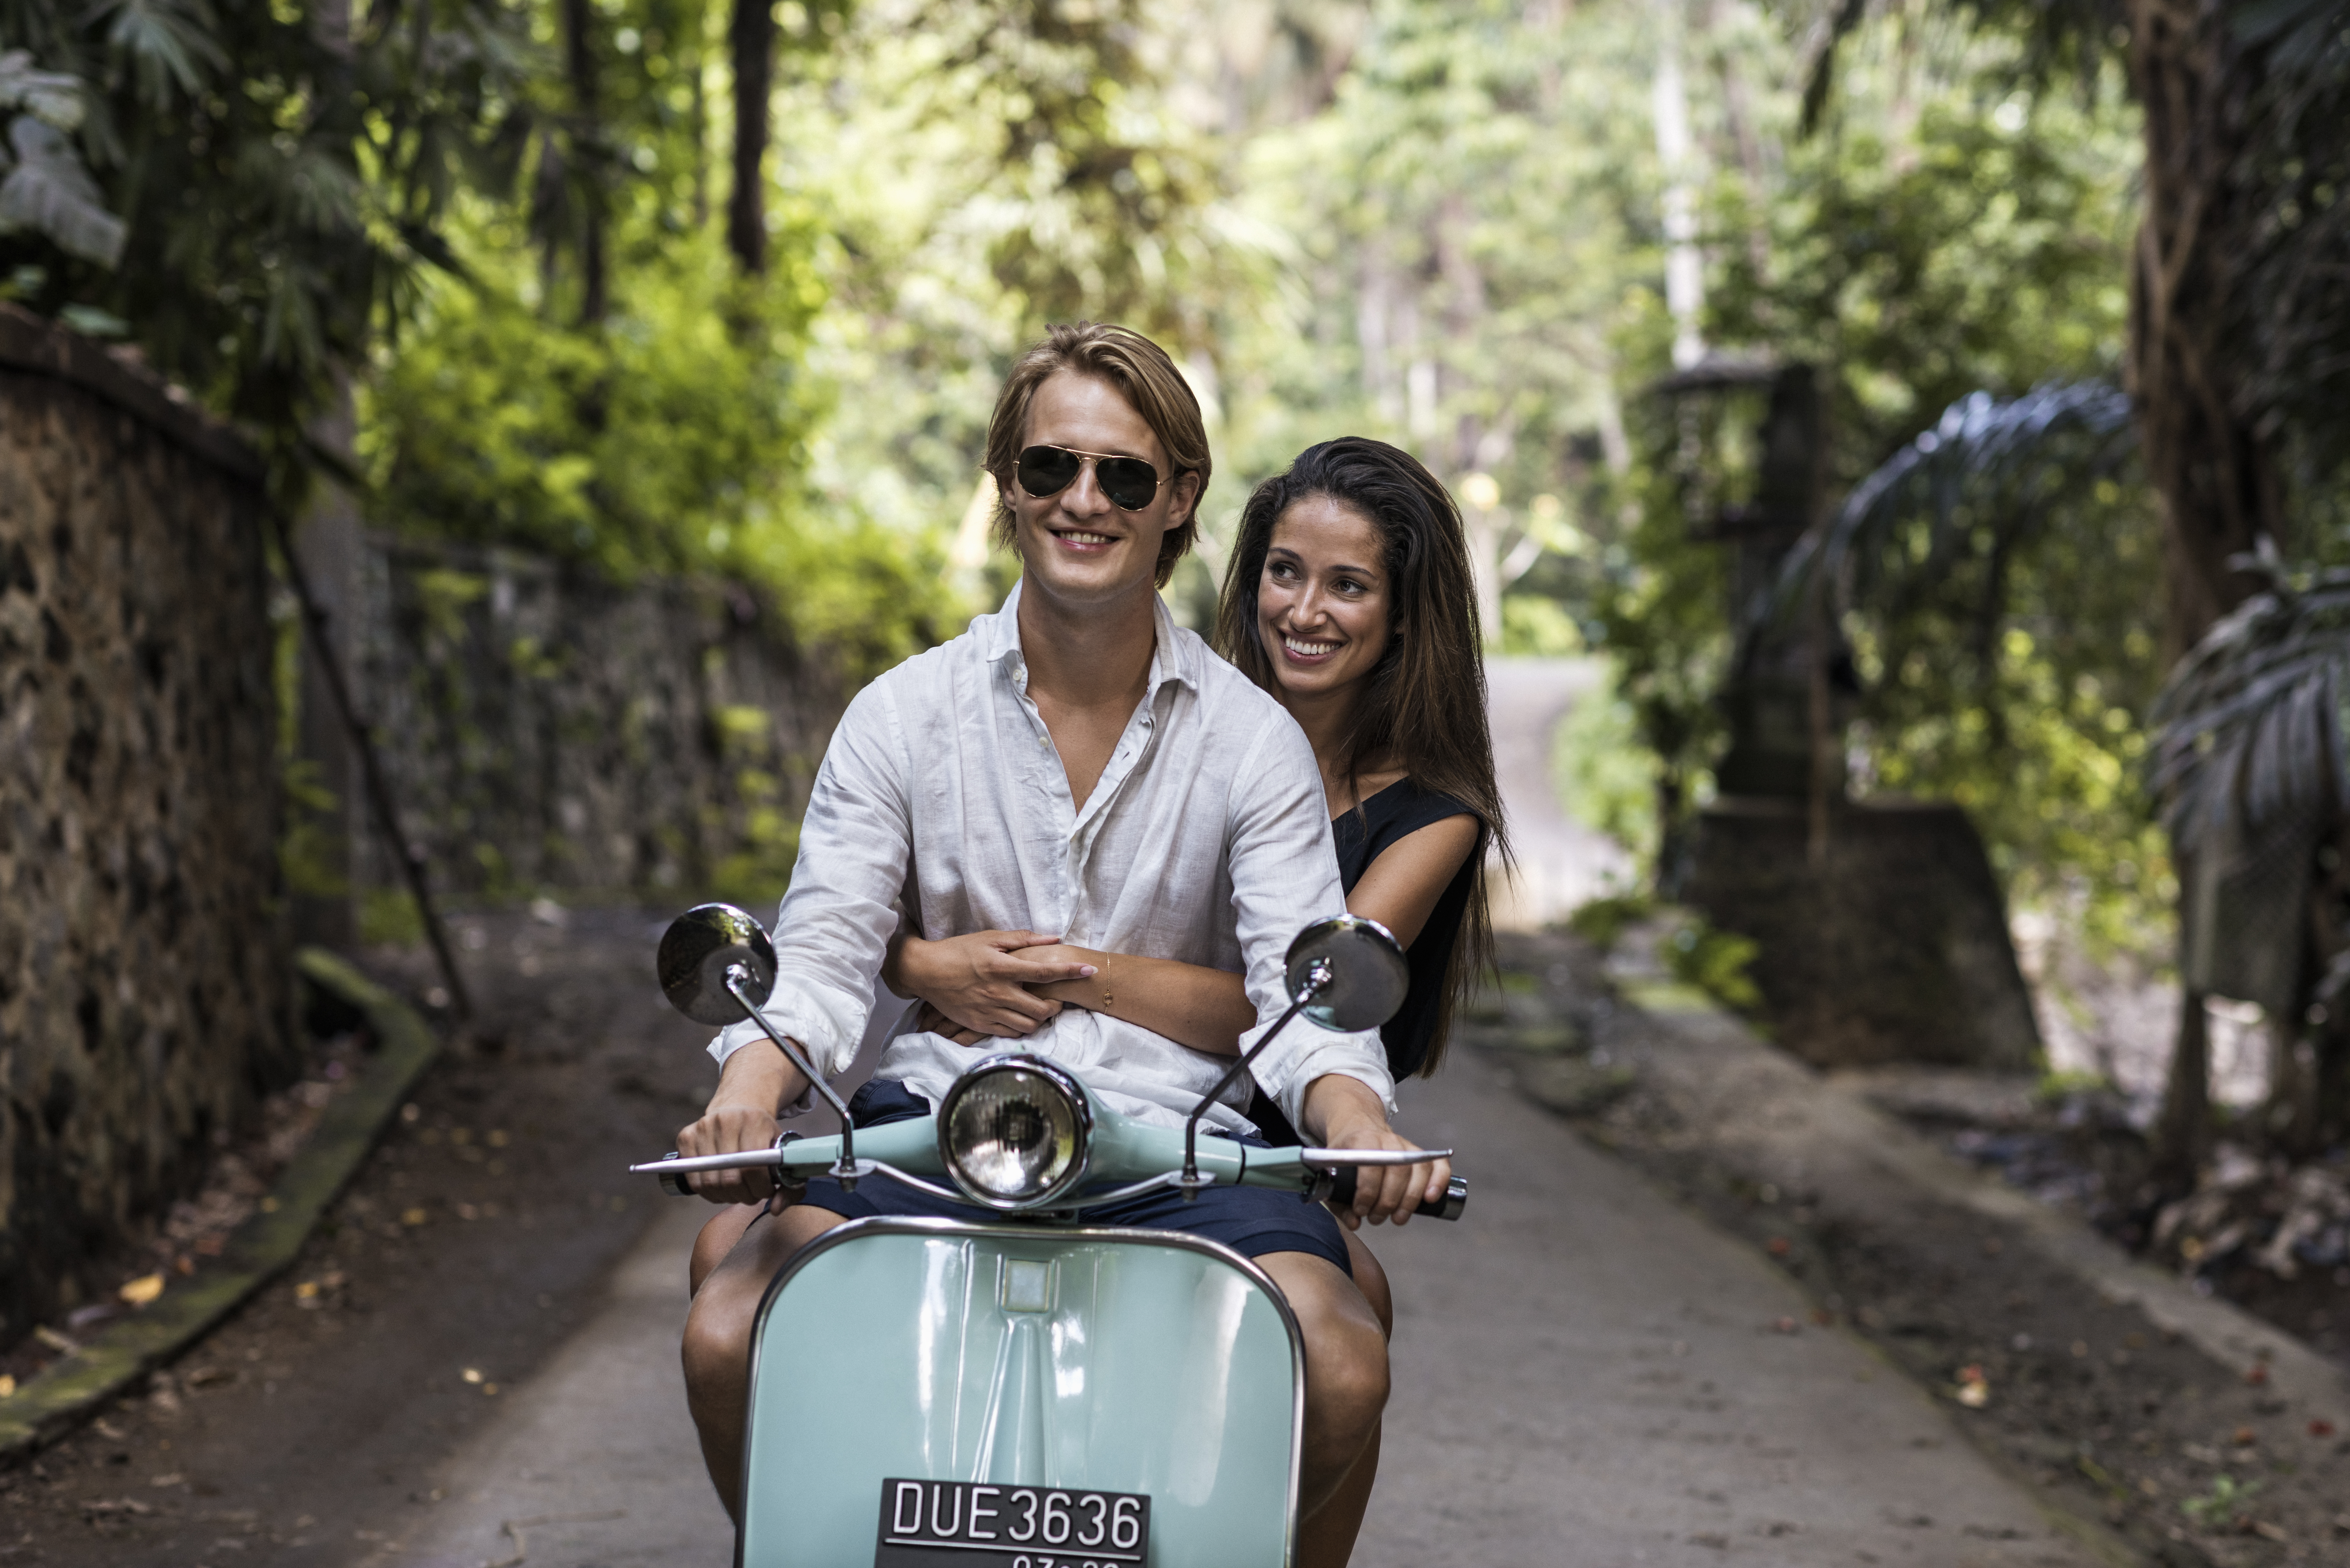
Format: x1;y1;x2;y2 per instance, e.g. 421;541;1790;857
937;1056;1091;1210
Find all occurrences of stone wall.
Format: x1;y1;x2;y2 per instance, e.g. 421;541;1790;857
0;308;296;1341
1682;798;2043;1072
336;538;849;912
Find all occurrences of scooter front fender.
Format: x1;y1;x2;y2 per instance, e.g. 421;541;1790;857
739;1217;1304;1568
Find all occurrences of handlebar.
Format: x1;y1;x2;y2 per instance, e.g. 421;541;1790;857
648;1146;1469;1220
1323;1165;1469;1221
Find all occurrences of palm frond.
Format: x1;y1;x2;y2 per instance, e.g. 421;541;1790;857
0;114;124;266
2150;554;2350;858
1773;380;2137;629
84;0;226;109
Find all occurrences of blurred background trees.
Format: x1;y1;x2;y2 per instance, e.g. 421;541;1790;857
3;0;2345;1160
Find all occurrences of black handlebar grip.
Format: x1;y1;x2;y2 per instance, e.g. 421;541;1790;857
1327;1166;1468;1221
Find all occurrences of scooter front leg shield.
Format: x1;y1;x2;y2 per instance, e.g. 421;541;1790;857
738;1217;1304;1568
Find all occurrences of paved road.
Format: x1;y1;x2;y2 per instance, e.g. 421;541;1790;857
1483;657;1634;930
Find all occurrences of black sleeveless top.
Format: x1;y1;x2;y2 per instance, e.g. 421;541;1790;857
1249;778;1480;1144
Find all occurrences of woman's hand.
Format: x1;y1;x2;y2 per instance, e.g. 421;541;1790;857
1300;1075;1453;1230
895;931;1097;1038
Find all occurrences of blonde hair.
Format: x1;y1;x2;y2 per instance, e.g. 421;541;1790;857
985;323;1211;588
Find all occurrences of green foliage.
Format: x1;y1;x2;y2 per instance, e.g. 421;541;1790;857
1564;892;1654;953
2179;1473;2260;1528
0;0;528;494
1662;916;1763;1015
1500;595;1583;656
1553;671;1661;863
360;887;427;948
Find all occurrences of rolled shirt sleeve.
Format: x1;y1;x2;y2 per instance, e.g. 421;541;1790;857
1224;713;1397;1133
708;681;913;1084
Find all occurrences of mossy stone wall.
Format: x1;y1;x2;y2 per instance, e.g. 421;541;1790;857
0;309;295;1344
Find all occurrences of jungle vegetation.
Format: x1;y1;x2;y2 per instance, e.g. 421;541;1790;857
4;0;2346;1157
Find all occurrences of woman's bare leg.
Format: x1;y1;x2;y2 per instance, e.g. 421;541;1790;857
1295;1227;1389;1567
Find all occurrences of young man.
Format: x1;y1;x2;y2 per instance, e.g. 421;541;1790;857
676;322;1447;1557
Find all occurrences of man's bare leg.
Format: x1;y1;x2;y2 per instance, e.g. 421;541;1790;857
689;1203;765;1296
1257;1251;1389;1563
681;1203;848;1518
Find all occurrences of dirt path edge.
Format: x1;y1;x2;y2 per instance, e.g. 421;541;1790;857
0;949;438;1464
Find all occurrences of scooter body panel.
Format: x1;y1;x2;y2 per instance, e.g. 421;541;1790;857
738;1217;1303;1568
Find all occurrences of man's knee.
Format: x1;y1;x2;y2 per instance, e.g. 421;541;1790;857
681;1279;755;1390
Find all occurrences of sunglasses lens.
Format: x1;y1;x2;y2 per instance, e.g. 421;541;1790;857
1097;458;1160;510
1017;446;1082;497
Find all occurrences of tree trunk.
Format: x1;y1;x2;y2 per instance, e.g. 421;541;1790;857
2129;0;2287;1168
562;0;607;324
2124;0;2280;663
2151;986;2212;1187
728;0;776;274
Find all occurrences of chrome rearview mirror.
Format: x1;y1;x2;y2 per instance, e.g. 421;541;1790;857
1180;913;1412;1195
1285;914;1409;1032
658;903;777;1026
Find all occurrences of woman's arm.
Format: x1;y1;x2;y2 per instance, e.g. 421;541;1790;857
1028;950;1257;1058
1344;814;1481;948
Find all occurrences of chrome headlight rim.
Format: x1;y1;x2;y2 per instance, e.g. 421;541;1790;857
936;1053;1094;1211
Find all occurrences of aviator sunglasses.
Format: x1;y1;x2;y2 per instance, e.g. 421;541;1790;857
1015;445;1166;511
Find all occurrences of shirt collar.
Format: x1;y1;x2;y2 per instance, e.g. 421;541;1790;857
982;576;1203;698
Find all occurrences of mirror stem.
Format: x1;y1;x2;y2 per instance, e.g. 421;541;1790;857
723;967;859;1182
1181;959;1330;1196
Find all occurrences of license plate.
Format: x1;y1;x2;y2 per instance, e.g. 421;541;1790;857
874;1478;1151;1568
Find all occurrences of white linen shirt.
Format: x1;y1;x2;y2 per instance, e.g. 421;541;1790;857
709;580;1395;1135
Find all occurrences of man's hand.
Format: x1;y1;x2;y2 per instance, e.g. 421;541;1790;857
676;1039;810;1205
896;931;1096;1037
1300;1074;1452;1231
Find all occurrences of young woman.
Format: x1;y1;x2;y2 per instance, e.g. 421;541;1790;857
885;438;1505;1567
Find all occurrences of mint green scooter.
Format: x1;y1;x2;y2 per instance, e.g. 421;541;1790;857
636;904;1465;1568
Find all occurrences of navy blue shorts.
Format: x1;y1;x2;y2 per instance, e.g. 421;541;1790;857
789;1079;1352;1278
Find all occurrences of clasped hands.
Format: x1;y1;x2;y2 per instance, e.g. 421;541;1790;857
893;929;1098;1046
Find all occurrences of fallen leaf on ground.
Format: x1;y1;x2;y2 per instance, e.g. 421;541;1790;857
2232;1426;2256;1446
0;1374;15;1398
2245;1362;2269;1386
1953;1366;1991;1408
84;1497;154;1519
401;1207;428;1226
1766;1236;1790;1256
2248;1519;2287;1542
183;1366;232;1388
2310;1419;2336;1437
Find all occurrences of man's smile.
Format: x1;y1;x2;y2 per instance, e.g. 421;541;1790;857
1050;527;1119;550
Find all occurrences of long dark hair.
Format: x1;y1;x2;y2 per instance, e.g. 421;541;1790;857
1213;437;1510;1076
